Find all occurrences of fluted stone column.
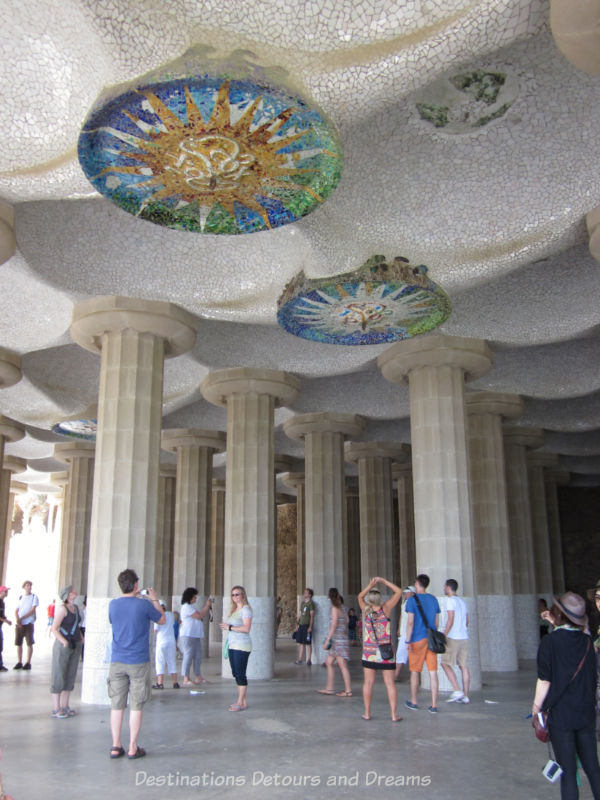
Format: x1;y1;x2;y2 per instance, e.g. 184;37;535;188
0;201;16;267
71;296;198;704
0;456;26;581
0;416;25;578
202;368;300;679
503;427;544;660
379;335;493;692
162;429;225;655
284;412;364;665
156;463;176;601
48;472;68;540
528;451;559;598
392;461;416;588
274;455;295;601
544;469;569;595
281;472;306;606
345;482;361;597
465;392;522;672
209;479;226;644
54;442;95;596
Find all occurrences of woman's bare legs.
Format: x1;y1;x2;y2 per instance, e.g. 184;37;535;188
362;668;376;719
382;669;399;720
336;656;352;694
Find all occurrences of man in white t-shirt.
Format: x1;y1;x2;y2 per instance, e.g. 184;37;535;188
14;580;39;670
441;578;470;704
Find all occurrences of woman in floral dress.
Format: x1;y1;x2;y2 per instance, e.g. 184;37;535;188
317;587;352;697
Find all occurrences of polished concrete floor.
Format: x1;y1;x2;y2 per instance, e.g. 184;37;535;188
1;635;597;800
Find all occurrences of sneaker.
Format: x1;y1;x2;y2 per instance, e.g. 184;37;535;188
62;707;76;716
446;690;464;703
405;700;419;710
307;660;312;666
22;663;31;670
0;666;8;672
52;709;68;719
427;706;438;714
173;682;181;689
459;696;470;704
293;660;303;665
13;662;23;670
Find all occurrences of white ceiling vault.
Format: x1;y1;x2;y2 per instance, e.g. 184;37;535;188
1;0;600;487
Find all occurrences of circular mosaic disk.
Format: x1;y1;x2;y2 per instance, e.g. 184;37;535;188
52;419;97;441
277;256;451;345
78;76;343;234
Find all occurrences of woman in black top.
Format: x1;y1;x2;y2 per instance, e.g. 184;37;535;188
532;592;600;800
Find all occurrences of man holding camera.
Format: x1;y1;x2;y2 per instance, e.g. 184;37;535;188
107;569;165;760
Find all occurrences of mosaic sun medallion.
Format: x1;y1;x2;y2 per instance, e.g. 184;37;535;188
277;256;451;345
78;76;343;234
52;419;97;441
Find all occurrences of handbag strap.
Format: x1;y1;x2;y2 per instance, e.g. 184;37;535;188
413;594;434;633
367;611;389;646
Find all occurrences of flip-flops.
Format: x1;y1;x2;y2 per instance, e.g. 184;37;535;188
229;704;248;712
335;691;353;697
128;747;146;760
109;746;125;759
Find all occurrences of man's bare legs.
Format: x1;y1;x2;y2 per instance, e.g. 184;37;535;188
429;670;438;709
110;708;143;756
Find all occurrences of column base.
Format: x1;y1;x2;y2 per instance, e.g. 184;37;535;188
514;594;539;660
221;596;274;680
478;595;518;671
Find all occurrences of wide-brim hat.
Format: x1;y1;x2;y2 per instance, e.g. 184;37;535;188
586;579;600;601
59;585;73;602
553;591;588;628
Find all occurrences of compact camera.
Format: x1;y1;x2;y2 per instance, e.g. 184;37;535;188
140;589;149;596
542;760;563;783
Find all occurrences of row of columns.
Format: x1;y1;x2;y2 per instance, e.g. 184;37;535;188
0;300;570;704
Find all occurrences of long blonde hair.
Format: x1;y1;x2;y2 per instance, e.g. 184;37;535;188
229;585;251;617
363;589;382;619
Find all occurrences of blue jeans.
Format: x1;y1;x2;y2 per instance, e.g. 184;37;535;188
229;648;250;686
550;722;600;800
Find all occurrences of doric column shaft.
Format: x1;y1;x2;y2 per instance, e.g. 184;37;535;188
54;442;95;596
392;462;416;589
503;426;543;659
527;451;558;596
209;479;226;643
0;201;16;267
0;417;25;579
71;295;197;704
544;469;569;595
345;487;361;596
466;393;522;672
0;456;26;582
281;472;306;597
156;464;176;599
202;367;300;680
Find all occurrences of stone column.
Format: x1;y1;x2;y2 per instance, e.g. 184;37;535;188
503;427;544;659
71;296;197;704
544;469;570;595
392;461;416;589
48;472;69;540
0;456;26;581
284;412;364;664
0;348;21;390
54;442;95;596
0;416;25;578
379;335;493;692
281;472;306;609
274;455;295;602
156;463;176;601
0;201;16;266
209;479;226;644
528;451;559;598
465;392;522;672
162;428;225;655
344;482;361;597
202;367;300;679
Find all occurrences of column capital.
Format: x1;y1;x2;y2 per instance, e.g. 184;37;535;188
391;461;413;480
280;471;305;491
161;428;226;453
283;411;365;442
50;471;70;488
159;462;177;478
0;348;22;389
0;200;16;266
503;426;544;450
274;454;296;474
212;478;226;491
465;391;524;419
70;296;198;358
550;0;600;77
10;479;28;495
527;451;559;469
0;414;25;443
545;469;570;485
378;335;493;385
3;456;27;475
344;440;410;464
54;441;96;461
201;367;300;408
276;493;294;504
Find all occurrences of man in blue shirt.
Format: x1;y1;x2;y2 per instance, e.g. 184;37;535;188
404;574;441;713
108;569;164;760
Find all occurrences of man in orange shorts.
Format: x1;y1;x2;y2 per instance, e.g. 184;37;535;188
404;574;441;713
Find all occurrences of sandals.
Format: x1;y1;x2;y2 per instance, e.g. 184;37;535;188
335;691;353;697
110;746;125;759
128;746;146;760
229;704;248;712
316;689;336;695
173;682;180;689
151;683;164;690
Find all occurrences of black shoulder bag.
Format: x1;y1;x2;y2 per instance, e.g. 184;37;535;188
413;595;446;654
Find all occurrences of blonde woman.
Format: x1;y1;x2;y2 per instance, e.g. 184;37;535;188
358;576;403;721
219;586;252;711
317;588;352;697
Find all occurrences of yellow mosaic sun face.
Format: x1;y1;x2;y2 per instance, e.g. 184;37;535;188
79;78;343;233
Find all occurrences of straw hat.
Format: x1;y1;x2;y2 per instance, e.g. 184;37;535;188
553;591;588;628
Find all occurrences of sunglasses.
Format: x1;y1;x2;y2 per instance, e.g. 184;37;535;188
231;592;241;597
